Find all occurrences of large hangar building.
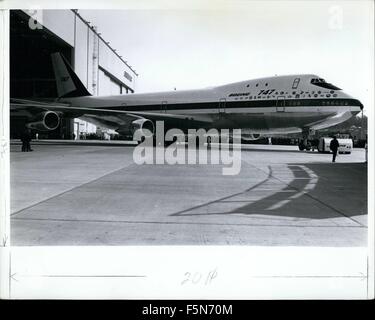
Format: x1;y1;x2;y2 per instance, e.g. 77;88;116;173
10;9;138;139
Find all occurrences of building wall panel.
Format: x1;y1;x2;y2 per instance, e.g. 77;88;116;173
23;10;75;47
87;28;99;95
98;40;134;90
98;68;111;96
74;17;89;88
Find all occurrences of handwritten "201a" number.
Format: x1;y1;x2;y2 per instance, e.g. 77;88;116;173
181;268;218;286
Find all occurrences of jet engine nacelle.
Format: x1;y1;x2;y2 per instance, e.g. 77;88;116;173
131;118;155;141
26;111;60;131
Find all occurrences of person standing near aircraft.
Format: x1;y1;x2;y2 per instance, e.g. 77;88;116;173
20;129;28;152
26;129;33;152
330;136;339;162
20;128;33;152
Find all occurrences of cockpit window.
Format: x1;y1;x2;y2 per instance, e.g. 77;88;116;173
310;78;341;90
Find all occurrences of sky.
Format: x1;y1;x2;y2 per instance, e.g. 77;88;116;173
80;0;374;113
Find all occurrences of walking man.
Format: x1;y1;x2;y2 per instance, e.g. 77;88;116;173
330;136;339;162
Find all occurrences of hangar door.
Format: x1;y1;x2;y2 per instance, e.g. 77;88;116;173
10;10;74;138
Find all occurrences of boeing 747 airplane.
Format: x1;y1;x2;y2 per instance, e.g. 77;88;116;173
11;53;363;148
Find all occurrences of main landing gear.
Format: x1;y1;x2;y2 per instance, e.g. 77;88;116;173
298;128;314;151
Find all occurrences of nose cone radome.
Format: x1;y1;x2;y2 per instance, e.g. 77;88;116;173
359;100;364;110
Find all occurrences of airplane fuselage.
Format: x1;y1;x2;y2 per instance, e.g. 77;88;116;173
63;74;363;136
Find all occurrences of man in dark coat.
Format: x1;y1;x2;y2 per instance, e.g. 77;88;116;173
20;129;28;152
20;129;33;152
330;136;339;162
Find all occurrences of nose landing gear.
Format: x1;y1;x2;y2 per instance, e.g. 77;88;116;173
298;140;311;151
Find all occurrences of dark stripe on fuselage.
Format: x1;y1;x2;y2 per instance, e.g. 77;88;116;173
104;98;362;112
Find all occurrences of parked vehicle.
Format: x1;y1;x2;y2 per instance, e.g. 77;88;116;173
318;137;352;154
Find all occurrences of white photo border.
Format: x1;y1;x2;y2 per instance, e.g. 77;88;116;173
0;0;373;300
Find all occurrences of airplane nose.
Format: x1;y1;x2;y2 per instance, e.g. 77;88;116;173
355;99;364;110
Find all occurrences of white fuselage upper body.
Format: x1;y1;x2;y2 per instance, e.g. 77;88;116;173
62;74;362;135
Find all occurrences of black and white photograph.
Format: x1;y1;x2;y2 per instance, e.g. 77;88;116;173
0;0;373;301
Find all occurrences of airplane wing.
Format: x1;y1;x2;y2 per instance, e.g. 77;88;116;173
10;98;213;133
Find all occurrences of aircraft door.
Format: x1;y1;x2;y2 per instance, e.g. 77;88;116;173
161;101;167;113
276;96;285;112
219;98;226;113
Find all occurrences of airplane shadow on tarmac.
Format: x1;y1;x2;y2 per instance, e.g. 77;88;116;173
170;163;367;221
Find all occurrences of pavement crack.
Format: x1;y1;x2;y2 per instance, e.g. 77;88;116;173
11;216;366;228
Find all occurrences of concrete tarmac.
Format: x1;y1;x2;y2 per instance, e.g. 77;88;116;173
10;140;367;246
